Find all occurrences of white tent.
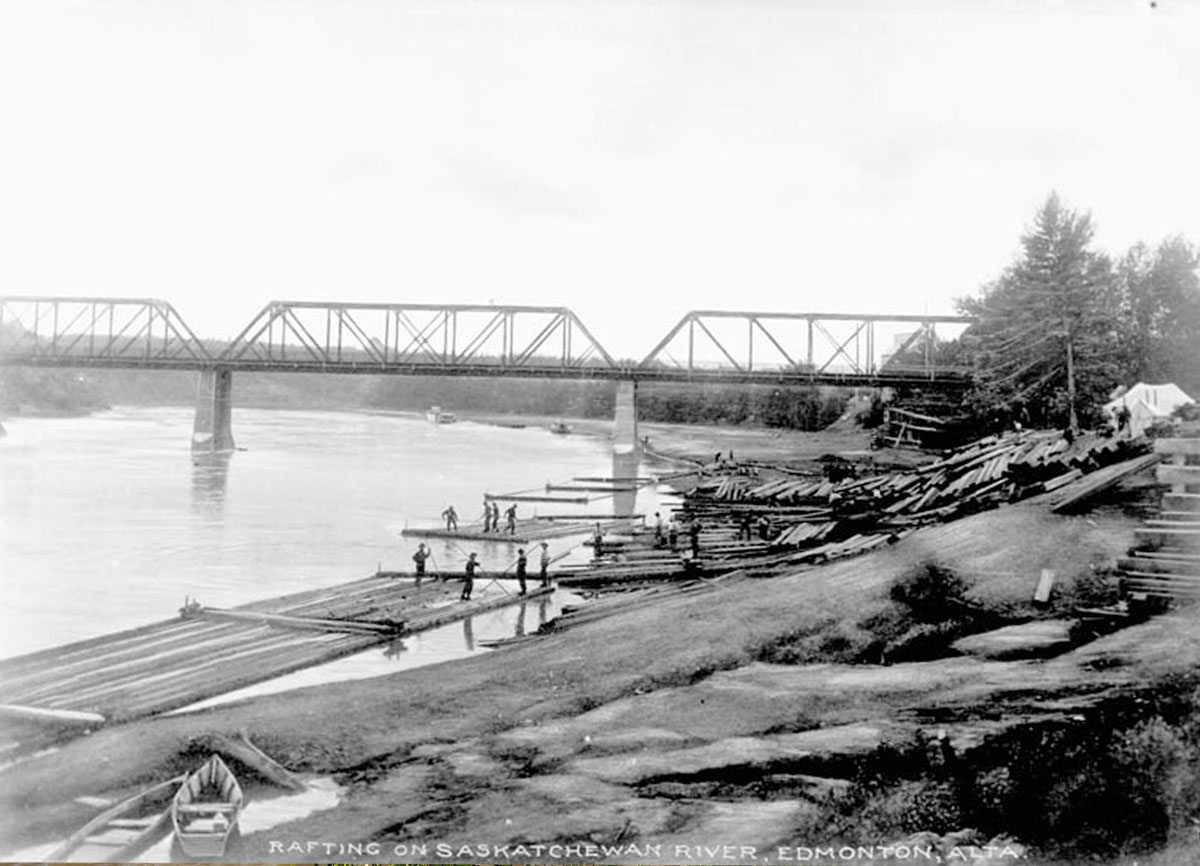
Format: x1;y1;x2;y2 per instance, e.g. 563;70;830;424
1104;382;1194;436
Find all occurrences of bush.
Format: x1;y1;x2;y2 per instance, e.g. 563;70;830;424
855;779;964;840
890;563;968;623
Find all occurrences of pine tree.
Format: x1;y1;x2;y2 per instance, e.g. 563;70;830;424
958;193;1121;433
1115;236;1200;396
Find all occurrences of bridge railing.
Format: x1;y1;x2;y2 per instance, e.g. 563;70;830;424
0;297;213;366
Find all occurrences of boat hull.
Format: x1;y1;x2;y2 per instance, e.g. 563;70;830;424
172;754;244;858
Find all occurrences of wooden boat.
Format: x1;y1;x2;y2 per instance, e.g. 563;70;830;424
171;754;245;858
43;774;186;861
550;421;571;435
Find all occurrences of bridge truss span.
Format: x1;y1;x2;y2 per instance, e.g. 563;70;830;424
0;296;213;368
638;310;974;385
221;301;619;376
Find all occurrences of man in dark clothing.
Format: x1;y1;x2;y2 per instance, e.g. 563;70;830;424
592;523;605;558
462;552;479;601
505;504;518;534
491;502;501;533
482;498;493;532
653;512;664;547
689;521;702;558
539;541;551;586
442;505;458;531
412;543;429;585
667;520;679;551
515;548;528;595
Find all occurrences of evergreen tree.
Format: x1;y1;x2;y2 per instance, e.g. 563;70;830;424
958;193;1121;433
1115;236;1200;396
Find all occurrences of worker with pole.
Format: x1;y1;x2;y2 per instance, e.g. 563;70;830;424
461;552;479;601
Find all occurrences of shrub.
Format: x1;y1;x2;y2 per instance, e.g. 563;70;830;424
890;563;968;623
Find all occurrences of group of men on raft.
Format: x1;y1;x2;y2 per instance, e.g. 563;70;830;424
410;540;552;601
438;499;519;535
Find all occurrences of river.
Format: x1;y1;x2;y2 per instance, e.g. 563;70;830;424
0;406;662;664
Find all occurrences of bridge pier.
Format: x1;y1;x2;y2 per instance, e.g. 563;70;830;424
613;380;639;456
192;368;235;452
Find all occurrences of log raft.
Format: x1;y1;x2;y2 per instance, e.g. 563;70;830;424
0;575;555;731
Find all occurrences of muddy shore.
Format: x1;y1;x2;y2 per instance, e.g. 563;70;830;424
2;423;1197;864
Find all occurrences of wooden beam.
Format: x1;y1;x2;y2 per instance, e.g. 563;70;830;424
0;703;106;726
193;608;401;635
1158;464;1200;487
1155;438;1200;456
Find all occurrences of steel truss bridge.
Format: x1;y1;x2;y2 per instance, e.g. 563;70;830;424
0;297;974;388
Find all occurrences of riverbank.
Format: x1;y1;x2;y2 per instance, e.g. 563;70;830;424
6;479;1199;863
458;409;886;469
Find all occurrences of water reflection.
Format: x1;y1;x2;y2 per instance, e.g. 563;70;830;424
611;449;640;518
382;637;408;659
462;616;474;651
190;451;231;518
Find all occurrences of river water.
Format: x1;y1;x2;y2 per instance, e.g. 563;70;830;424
0;406;660;663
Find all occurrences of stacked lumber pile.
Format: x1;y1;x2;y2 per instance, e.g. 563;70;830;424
1116;437;1200;600
692;431;1150;522
871;406;971;451
557;430;1157;593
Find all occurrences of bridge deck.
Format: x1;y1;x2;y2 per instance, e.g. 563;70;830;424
0;575;551;728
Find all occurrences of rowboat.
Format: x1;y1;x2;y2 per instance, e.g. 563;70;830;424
171;754;245;857
43;774;186;861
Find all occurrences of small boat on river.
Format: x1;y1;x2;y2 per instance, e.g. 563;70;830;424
171;754;245;858
550;421;571;434
44;774;187;861
426;405;457;424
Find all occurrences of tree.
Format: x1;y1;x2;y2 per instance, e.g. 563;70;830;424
1114;236;1200;396
958;193;1122;433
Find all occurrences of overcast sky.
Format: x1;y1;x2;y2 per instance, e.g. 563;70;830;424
1;0;1197;358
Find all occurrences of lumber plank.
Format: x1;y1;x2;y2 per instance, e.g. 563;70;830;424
1157;465;1200;487
1155;438;1200;456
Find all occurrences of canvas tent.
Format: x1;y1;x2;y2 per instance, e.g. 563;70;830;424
1104;382;1194;436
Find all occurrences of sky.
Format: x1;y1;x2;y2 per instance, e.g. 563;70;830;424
1;0;1198;359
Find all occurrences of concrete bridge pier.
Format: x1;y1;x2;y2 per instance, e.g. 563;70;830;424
612;380;641;518
613;380;639;456
192;368;235;452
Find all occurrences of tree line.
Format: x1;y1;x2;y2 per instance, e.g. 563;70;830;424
951;193;1199;433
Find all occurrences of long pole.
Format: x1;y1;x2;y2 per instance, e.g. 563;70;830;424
1062;309;1078;437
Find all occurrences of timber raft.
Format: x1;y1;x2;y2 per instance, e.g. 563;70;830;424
0;575;552;731
401;516;633;544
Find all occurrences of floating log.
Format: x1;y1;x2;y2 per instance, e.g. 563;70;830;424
0;703;106;727
485;493;590;504
400;527;532;543
532;513;644;521
193;607;402;635
546;483;638;493
573;476;657;484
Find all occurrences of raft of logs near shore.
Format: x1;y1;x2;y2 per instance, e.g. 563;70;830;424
553;430;1159;595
